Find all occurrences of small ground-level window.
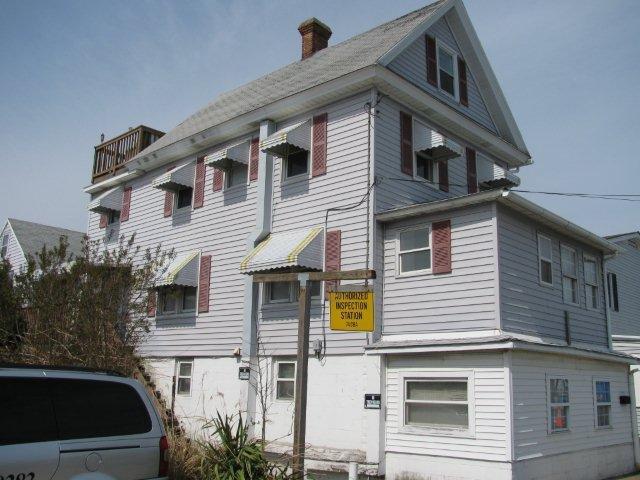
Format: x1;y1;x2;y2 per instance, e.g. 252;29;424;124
537;234;553;285
398;227;431;274
276;361;296;400
176;187;193;209
584;256;599;310
561;245;579;305
549;378;570;432
404;379;469;429
285;150;309;179
594;380;611;428
176;359;193;396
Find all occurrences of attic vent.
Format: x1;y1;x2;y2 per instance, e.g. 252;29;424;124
298;17;332;60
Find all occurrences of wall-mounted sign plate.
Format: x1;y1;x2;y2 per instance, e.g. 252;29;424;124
364;393;381;409
238;366;250;380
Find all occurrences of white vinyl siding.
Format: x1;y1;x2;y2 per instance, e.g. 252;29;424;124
387;17;497;133
607;238;640;337
0;223;27;275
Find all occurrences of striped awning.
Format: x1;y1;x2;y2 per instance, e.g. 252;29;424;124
414;122;461;162
152;162;194;192
240;227;324;274
205;141;250;171
88;186;123;214
156;250;200;287
259;120;311;158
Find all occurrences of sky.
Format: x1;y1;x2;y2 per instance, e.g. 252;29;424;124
0;0;638;236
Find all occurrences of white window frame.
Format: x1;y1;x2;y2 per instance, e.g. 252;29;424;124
263;281;321;305
537;233;554;287
224;163;249;190
560;244;580;306
176;359;193;397
592;378;612;429
281;149;310;183
435;39;459;101
275;359;296;402
547;375;570;434
398;370;475;438
583;255;599;311
396;225;432;277
157;286;197;317
174;187;193;211
412;119;440;188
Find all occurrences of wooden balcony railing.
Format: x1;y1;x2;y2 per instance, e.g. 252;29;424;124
92;125;165;184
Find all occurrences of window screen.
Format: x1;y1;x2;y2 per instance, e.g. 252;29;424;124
51;379;151;439
0;378;58;445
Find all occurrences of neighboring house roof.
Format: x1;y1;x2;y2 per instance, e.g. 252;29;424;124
605;231;640;243
375;189;619;255
137;1;446;160
7;218;85;263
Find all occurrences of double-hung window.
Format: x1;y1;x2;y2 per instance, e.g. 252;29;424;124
398;227;431;275
158;286;197;316
264;281;321;304
548;377;570;432
275;360;296;400
537;234;553;286
437;45;457;97
176;359;193;396
404;378;470;430
561;245;579;305
607;273;620;312
415;151;437;183
284;150;309;180
226;163;248;188
584;256;599;310
594;380;611;428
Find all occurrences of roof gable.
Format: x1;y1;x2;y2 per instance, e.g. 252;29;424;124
8;218;85;262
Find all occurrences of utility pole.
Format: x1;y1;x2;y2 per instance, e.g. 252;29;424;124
252;269;375;478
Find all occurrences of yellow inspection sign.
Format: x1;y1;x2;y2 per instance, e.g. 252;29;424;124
329;290;375;332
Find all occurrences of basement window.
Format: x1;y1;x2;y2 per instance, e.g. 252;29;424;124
548;377;570;432
594;380;611;428
176;359;193;396
275;360;296;400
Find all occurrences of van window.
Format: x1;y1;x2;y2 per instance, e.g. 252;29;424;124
0;378;58;445
52;379;152;439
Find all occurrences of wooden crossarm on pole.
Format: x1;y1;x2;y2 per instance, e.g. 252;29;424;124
252;268;376;283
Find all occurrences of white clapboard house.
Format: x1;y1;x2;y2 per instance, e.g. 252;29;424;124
1;218;85;276
84;1;639;478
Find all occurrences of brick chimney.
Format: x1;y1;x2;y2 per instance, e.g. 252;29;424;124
298;17;332;60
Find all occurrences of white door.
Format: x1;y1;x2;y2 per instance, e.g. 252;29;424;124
0;378;61;480
49;378;160;480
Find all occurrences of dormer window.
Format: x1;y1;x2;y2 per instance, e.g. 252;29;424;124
437;46;456;97
286;150;309;179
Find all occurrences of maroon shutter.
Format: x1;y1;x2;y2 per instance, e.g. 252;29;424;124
249;138;260;181
99;214;108;229
193;157;206;208
163;166;174;217
466;148;478;194
312;113;328;177
426;35;438;87
120;186;132;222
432;220;452;274
325;230;342;292
400;112;413;176
438;161;449;192
212;169;223;192
458;57;468;107
147;290;157;317
198;255;212;313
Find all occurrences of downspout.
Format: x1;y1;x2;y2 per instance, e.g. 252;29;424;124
243;119;276;437
629;368;640;470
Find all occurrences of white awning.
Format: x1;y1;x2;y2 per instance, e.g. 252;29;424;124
88;186;123;214
151;162;195;192
156;250;200;287
205;141;250;171
259;120;311;158
240;227;324;274
414;122;461;162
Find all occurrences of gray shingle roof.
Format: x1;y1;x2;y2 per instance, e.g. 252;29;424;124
138;1;445;158
9;218;85;262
